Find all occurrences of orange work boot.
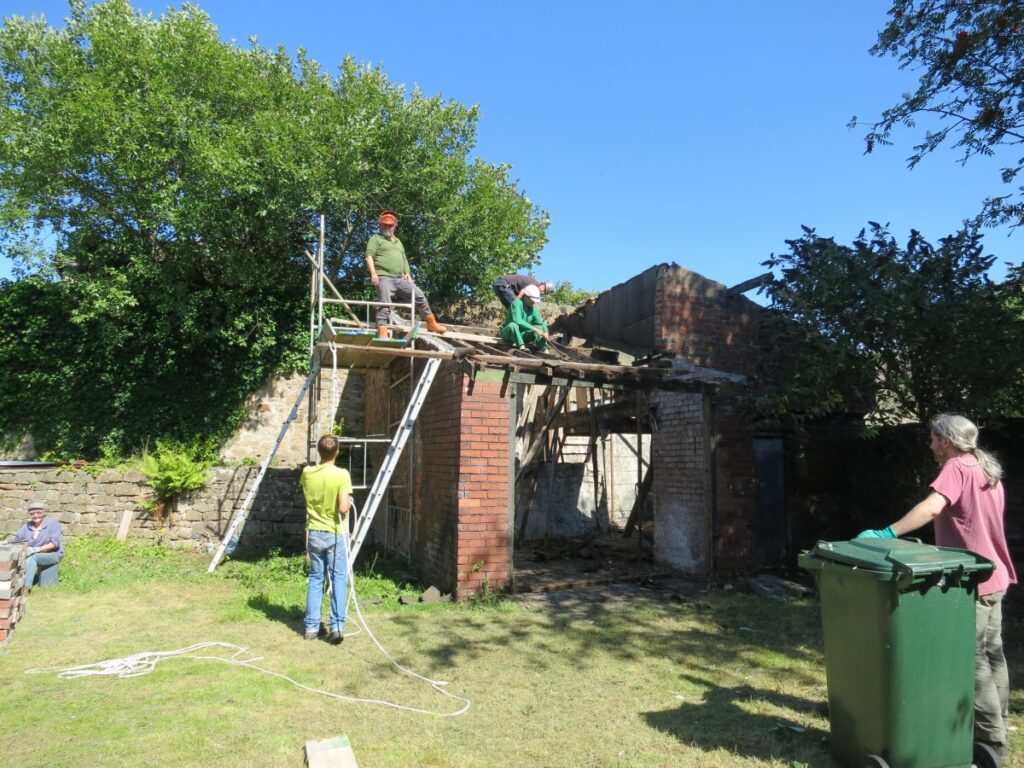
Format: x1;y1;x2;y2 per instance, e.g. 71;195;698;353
425;314;447;334
375;325;391;340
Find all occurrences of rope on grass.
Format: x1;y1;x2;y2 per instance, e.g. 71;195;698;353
27;639;469;716
25;540;471;717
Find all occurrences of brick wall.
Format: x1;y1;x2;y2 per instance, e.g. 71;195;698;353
651;390;711;573
711;398;759;570
453;376;511;597
653;265;764;376
363;362;512;598
649;391;768;574
407;364;461;592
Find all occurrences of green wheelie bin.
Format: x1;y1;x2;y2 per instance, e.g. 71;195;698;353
799;538;994;768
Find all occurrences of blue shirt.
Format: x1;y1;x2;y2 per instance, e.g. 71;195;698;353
13;517;64;559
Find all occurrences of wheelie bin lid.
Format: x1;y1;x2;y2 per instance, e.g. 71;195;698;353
799;538;993;587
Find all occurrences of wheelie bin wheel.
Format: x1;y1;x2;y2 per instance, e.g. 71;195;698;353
972;741;1002;768
864;756;889;768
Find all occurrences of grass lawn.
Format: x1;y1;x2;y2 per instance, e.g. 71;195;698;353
2;538;1021;768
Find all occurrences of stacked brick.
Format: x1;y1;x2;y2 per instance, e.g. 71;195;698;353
651;391;712;573
396;362;513;598
407;364;461;592
453;377;511;597
652;264;765;377
0;543;27;645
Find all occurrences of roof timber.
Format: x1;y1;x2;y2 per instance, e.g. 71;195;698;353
315;322;744;393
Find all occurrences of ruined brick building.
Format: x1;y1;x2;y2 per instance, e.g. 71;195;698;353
344;261;783;597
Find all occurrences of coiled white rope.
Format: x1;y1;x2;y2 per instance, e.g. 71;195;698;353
25;542;471;717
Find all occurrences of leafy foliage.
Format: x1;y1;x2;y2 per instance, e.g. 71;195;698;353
139;438;212;503
755;223;1024;425
860;1;1024;227
545;280;598;307
0;1;548;459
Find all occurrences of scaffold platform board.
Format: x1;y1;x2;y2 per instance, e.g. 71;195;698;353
318;328;416;368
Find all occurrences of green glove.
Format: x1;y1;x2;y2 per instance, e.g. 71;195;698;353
856;526;895;539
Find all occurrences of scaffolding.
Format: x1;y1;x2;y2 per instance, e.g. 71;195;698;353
209;216;443;571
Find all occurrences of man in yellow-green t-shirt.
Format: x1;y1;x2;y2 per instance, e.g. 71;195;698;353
299;435;353;643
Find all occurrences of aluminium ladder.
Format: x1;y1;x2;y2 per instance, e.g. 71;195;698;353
208;366;315;572
348;356;440;564
207;355;441;572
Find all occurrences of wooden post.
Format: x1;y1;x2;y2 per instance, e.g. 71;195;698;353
588;389;601;532
636;390;643;558
116;510;134;541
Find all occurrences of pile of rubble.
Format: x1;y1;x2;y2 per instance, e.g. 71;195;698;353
0;542;27;645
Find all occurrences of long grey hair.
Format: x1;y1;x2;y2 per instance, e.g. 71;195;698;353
929;413;1003;488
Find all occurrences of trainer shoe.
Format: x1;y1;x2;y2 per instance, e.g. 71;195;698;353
327;629;344;645
304;627;321;640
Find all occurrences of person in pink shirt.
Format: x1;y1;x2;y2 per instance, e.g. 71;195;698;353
858;414;1016;764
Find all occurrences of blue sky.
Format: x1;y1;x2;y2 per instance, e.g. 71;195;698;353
1;0;1020;293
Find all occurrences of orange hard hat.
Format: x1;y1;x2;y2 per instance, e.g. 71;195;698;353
379;211;397;227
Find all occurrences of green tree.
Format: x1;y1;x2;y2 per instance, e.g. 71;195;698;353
545;280;598;307
0;0;548;459
755;224;1023;426
860;1;1024;227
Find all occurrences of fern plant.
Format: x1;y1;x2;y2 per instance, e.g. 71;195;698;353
139;439;211;520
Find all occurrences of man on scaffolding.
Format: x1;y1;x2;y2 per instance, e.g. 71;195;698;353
365;210;447;339
300;435;353;644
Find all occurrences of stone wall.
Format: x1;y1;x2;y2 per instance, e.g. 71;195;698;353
0;466;307;552
220;369;365;468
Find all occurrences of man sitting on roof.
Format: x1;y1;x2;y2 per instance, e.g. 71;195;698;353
500;283;549;352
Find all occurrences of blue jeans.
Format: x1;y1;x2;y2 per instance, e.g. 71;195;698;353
305;530;348;633
25;552;61;589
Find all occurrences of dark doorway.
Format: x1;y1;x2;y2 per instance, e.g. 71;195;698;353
753;436;787;563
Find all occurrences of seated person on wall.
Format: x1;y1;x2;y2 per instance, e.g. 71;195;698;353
12;500;64;590
499;283;549;352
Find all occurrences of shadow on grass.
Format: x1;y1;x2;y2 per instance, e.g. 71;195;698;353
643;675;834;766
247;592;304;633
233;545;426;639
387;583;827;678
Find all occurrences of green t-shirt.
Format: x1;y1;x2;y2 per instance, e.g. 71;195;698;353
366;233;409;278
300;462;353;534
